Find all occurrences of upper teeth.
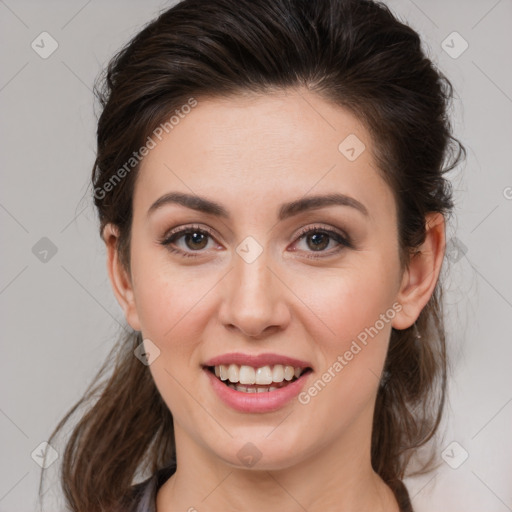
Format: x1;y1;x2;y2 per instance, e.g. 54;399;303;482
214;364;303;385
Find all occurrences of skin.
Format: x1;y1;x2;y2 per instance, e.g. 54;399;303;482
103;88;446;512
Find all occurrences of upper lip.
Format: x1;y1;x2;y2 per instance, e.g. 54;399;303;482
203;352;312;369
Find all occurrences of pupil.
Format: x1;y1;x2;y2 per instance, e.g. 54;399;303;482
308;233;328;251
187;232;207;249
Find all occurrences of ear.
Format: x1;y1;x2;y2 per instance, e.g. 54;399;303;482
102;223;141;331
392;212;446;330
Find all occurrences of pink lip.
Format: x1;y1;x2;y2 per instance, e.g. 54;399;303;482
204;367;312;413
203;352;312;369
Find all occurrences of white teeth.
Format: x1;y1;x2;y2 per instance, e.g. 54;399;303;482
239;365;256;385
219;364;228;381
227;364;239;383
227;383;281;393
284;365;295;381
255;365;273;385
272;364;285;382
211;363;307;385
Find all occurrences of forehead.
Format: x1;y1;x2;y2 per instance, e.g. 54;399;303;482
134;89;395;222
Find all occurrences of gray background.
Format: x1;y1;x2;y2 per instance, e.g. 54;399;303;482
1;0;511;510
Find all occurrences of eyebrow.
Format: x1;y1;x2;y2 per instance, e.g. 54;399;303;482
147;191;369;220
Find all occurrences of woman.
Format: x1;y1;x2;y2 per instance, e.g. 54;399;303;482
41;0;465;510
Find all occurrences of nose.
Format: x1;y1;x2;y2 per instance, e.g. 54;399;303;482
218;249;291;339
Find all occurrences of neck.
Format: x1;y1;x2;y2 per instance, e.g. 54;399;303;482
156;407;399;512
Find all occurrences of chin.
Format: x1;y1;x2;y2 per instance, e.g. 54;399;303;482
212;438;309;472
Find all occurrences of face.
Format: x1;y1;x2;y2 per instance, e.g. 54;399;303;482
107;88;424;471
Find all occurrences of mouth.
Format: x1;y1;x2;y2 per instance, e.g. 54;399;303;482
204;364;313;393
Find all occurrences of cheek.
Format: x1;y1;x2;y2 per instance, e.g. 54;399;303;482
292;258;398;399
293;274;395;435
130;261;214;418
294;258;399;347
130;243;212;342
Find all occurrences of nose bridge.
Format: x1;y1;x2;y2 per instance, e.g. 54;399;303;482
235;247;272;300
220;242;289;337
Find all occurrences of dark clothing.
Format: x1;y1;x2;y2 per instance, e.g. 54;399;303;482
128;463;176;512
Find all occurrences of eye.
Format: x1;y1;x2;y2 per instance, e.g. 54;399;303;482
159;223;353;259
291;224;352;259
159;224;217;259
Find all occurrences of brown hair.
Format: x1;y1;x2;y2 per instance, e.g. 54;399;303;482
40;0;465;510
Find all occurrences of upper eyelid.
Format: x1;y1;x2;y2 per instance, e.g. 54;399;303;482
294;223;349;240
162;223;346;240
161;224;216;242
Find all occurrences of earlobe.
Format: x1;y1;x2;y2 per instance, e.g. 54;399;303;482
391;213;446;330
102;223;141;331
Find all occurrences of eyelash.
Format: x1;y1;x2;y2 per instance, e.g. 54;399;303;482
159;223;353;260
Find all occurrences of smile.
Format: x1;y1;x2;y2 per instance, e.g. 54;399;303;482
207;364;311;393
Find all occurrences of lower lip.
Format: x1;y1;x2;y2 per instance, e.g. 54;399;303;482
204;368;311;413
